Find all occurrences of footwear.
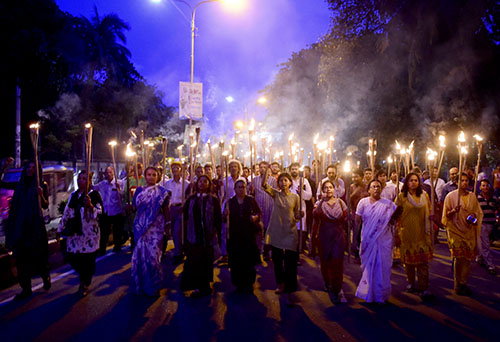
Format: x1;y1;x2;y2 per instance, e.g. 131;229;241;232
43;276;51;291
488;266;497;275
456;285;472;296
420;290;434;301
173;255;184;265
286;292;298;306
275;283;285;294
14;290;32;301
406;284;417;293
331;292;341;304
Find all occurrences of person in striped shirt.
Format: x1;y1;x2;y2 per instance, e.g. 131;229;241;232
477;179;498;275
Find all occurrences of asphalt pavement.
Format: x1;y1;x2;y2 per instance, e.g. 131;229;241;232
1;231;499;342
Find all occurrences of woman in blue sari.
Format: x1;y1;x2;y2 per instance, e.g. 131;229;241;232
132;166;170;296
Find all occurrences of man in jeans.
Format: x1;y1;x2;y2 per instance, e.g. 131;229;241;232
477;179;498;275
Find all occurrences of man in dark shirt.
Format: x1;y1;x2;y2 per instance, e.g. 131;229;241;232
477;180;498;275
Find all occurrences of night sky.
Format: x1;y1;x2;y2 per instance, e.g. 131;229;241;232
56;0;331;131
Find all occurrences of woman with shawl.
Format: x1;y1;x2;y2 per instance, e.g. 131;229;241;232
6;161;51;300
226;178;262;293
395;172;433;299
355;179;398;304
181;174;222;297
312;180;348;303
261;170;303;306
442;172;483;296
131;166;170;296
58;170;102;297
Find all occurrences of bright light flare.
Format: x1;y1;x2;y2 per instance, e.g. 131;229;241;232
225;96;234;103
439;135;446;148
458;131;466;143
29;123;40;129
234;120;244;129
108;140;117;147
288;133;294;142
222;151;229;156
219;0;248;13
387;156;393;163
343;160;351;173
473;134;483;142
313;133;319;145
317;141;327;151
460;146;468;155
85;123;92;129
249;118;255;131
125;143;136;158
257;96;267;105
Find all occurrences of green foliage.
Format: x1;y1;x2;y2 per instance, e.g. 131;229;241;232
262;0;500;166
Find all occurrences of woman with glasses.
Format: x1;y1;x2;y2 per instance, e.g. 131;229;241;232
355;179;398;304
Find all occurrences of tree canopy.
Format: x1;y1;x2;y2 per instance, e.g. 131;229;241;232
0;0;177;162
262;0;500;165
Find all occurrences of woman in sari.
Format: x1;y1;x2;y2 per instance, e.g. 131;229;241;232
442;172;483;296
131;166;169;296
395;172;433;299
355;179;398;304
6;161;51;300
226;179;262;293
58;170;102;297
181;174;222;297
312;180;348;303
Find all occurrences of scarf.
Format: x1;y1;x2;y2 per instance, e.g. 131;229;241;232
406;192;430;234
320;199;345;220
187;193;215;244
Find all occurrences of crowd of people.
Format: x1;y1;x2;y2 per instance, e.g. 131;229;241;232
3;156;499;305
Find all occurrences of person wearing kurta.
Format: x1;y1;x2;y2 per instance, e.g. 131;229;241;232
395;173;433;298
251;161;278;261
181;175;222;297
164;161;190;265
122;163;146;249
355;179;398;304
6;161;51;300
312;180;348;303
226;179;262;292
442;173;483;296
131;167;170;296
262;170;303;305
58;171;103;297
290;162;312;252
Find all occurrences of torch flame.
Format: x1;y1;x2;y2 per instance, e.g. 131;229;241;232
439;135;446;148
330;135;335;142
108;140;117;147
288;133;294;142
458;131;466;143
473;134;483;142
460;146;468;155
343;160;351;173
222;151;229;157
249;118;255;131
29;123;40;129
125;143;136;157
409;140;414;150
177;145;184;150
395;140;401;151
85;123;91;129
387;156;393;163
313;133;319;144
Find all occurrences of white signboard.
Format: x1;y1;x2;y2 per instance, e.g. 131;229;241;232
179;81;203;120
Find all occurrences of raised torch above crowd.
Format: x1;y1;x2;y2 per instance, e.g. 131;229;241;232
3;125;499;307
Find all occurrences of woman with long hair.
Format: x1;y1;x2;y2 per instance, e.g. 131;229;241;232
131;166;170;296
6;161;51;300
395;172;433;299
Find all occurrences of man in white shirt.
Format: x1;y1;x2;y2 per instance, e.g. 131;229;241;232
424;166;445;200
389;170;403;191
93;166;125;254
165;161;190;265
376;169;397;201
290;163;312;252
317;164;345;200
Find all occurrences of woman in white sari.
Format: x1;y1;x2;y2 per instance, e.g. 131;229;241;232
355;179;398;304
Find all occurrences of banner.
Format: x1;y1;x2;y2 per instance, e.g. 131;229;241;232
179;81;203;120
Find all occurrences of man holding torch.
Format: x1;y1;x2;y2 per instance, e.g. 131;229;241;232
165;161;190;265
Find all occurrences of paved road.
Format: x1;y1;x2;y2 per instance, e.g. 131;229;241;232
1;231;499;342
